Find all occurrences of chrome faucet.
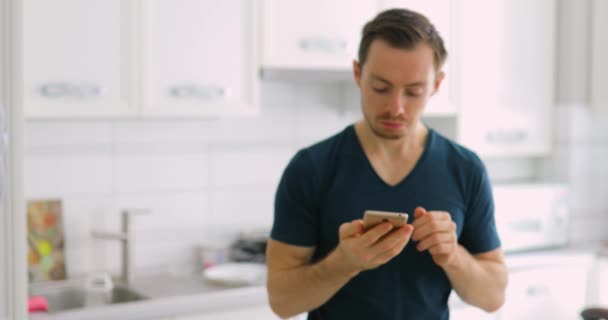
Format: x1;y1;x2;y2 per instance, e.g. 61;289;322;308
91;209;150;286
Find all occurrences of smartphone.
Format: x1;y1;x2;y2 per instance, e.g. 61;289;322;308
363;210;408;229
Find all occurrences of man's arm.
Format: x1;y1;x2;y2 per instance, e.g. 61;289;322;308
265;240;354;319
442;247;507;312
412;207;507;312
266;219;413;319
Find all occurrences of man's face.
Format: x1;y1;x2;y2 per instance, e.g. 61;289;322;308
354;40;444;140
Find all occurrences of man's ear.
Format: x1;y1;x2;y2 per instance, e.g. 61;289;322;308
432;71;445;96
353;60;362;88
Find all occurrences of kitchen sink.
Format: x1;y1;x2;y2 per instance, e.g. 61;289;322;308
29;279;148;313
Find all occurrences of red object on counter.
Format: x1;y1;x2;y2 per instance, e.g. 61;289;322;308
28;295;49;313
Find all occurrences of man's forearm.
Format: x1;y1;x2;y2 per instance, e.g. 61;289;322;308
443;245;508;312
267;250;358;319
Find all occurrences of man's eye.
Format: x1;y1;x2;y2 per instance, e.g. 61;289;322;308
406;89;424;97
372;87;388;93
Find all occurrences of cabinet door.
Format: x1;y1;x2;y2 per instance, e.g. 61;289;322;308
177;305;281;320
594;257;608;306
457;0;555;157
22;0;138;118
261;0;378;70
379;0;455;116
500;264;589;320
449;292;497;320
450;306;497;320
141;0;259;117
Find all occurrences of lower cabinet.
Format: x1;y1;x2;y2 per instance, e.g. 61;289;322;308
450;306;497;320
450;251;594;320
498;254;594;320
589;255;608;308
449;292;498;320
174;305;281;320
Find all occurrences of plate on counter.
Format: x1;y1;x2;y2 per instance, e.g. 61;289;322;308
202;262;266;286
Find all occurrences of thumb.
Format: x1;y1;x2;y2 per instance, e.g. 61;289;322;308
339;219;364;239
414;207;427;219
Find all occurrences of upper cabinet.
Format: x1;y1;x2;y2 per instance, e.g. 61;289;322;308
260;0;378;71
22;0;259;119
140;0;259;117
456;0;556;157
379;0;455;116
22;0;138;118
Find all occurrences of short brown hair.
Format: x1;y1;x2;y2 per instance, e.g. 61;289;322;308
358;8;448;71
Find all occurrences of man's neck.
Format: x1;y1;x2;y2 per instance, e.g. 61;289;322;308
354;120;428;160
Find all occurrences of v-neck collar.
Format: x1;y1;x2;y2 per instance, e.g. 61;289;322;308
348;124;434;189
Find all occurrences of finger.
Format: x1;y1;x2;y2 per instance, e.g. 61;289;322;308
339;219;365;240
371;226;413;263
416;232;452;251
428;243;452;256
414;207;426;219
359;222;394;246
412;207;431;229
370;225;413;254
411;212;452;239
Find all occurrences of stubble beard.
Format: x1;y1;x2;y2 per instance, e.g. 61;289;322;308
363;113;408;140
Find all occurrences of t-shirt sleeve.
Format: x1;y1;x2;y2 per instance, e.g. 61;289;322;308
459;156;501;254
270;149;320;247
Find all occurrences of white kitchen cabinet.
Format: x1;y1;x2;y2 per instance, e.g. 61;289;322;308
450;306;497;320
140;0;259;117
499;256;592;320
22;0;259;119
378;0;455;116
592;256;608;307
456;0;556;157
449;293;498;320
175;304;281;320
22;0;138;118
261;0;378;71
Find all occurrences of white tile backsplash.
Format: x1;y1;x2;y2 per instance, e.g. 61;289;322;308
113;153;210;193
566;105;608;143
23;85;608;277
110;191;211;231
25;121;113;147
112;120;210;145
556;104;608;243
24;154;113;196
209;187;276;232
210;149;294;187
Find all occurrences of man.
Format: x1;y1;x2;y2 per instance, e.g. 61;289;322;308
266;8;507;320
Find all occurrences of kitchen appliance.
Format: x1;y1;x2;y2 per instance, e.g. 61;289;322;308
228;230;268;263
492;183;570;253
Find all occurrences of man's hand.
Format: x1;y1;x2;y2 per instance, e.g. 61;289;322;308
332;219;413;276
411;206;458;267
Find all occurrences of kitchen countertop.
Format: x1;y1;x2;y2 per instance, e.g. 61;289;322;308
29;273;269;320
29;241;608;320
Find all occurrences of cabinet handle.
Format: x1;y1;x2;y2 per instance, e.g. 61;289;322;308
40;83;104;99
526;285;550;297
40;83;69;97
169;85;229;100
485;130;527;144
299;37;348;54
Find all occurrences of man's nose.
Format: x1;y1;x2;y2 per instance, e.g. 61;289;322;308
387;92;406;115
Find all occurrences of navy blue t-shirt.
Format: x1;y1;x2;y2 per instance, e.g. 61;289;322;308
271;125;501;320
